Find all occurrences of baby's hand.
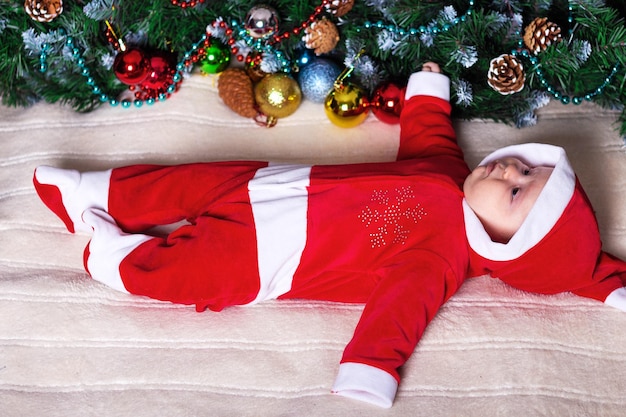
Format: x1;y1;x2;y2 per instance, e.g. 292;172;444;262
421;62;441;73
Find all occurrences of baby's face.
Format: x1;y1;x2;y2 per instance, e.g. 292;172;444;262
463;157;554;243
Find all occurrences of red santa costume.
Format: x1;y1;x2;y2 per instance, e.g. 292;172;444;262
33;70;626;408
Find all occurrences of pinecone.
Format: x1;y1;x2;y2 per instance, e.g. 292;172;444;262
487;54;525;95
24;0;63;22
217;68;258;119
303;18;340;56
523;17;562;55
326;0;354;17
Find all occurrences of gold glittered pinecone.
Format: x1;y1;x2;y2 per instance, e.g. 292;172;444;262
303;18;340;56
326;0;354;17
523;17;562;55
218;68;258;119
487;54;525;95
24;0;63;22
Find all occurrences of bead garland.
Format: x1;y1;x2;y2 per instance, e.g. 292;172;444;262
512;1;621;105
512;48;620;104
36;0;620;110
38;1;333;108
39;29;207;108
208;0;330;71
207;19;290;71
358;0;475;37
267;0;329;44
170;0;206;8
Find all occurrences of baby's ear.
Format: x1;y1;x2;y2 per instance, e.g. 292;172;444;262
604;287;626;311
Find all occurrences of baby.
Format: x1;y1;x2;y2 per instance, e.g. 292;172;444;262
33;62;626;408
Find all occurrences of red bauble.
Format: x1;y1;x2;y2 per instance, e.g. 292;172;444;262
371;82;405;124
113;48;150;85
140;51;175;92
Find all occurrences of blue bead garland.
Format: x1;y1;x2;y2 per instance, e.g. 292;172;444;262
511;1;621;105
38;31;208;109
359;0;475;36
39;43;50;72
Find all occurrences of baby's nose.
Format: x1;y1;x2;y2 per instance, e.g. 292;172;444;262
500;161;521;179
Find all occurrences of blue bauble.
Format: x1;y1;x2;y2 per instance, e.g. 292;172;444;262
299;58;342;103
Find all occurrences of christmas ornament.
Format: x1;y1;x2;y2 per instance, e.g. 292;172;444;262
113;48;151;86
326;0;354;17
303;18;340;56
245;51;268;82
244;5;279;39
200;41;230;74
24;0;63;22
370;82;405;124
218;68;258;118
324;48;369;128
254;73;302;126
487;54;525;95
523;17;563;55
298;58;342;103
36;25;205;109
324;82;369;128
139;51;176;94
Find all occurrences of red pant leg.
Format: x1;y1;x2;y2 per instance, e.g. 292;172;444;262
118;185;262;312
108;161;268;232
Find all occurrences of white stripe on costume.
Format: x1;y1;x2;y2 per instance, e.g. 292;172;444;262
247;163;311;303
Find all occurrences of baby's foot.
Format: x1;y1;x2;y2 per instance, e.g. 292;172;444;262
82;208;151;293
33;166;111;233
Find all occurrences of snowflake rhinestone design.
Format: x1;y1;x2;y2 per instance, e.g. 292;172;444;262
358;186;427;248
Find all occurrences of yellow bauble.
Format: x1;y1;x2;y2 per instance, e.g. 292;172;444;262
324;83;369;128
254;73;302;125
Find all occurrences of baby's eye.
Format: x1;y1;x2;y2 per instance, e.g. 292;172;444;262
512;187;520;197
523;168;530;175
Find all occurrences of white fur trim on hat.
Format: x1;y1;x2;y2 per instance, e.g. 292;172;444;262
463;143;576;261
404;71;450;102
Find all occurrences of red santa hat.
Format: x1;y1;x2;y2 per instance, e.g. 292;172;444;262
463;143;626;310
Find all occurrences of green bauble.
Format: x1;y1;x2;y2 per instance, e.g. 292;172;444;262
200;41;230;74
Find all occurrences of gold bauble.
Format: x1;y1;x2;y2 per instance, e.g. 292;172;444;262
254;73;302;125
324;83;369;128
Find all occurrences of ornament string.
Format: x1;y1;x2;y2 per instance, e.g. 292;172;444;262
170;0;206;8
104;20;125;51
334;48;366;89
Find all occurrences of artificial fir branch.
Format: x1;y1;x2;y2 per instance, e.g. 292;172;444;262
0;0;624;134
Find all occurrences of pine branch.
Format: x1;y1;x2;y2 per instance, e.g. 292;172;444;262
0;0;624;133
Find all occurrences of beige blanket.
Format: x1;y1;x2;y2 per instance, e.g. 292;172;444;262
2;74;626;416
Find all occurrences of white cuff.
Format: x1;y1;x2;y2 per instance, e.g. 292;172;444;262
604;287;626;311
331;362;398;408
404;71;450;102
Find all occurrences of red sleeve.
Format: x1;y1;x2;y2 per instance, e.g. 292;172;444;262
397;95;463;162
572;251;626;303
340;251;464;381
